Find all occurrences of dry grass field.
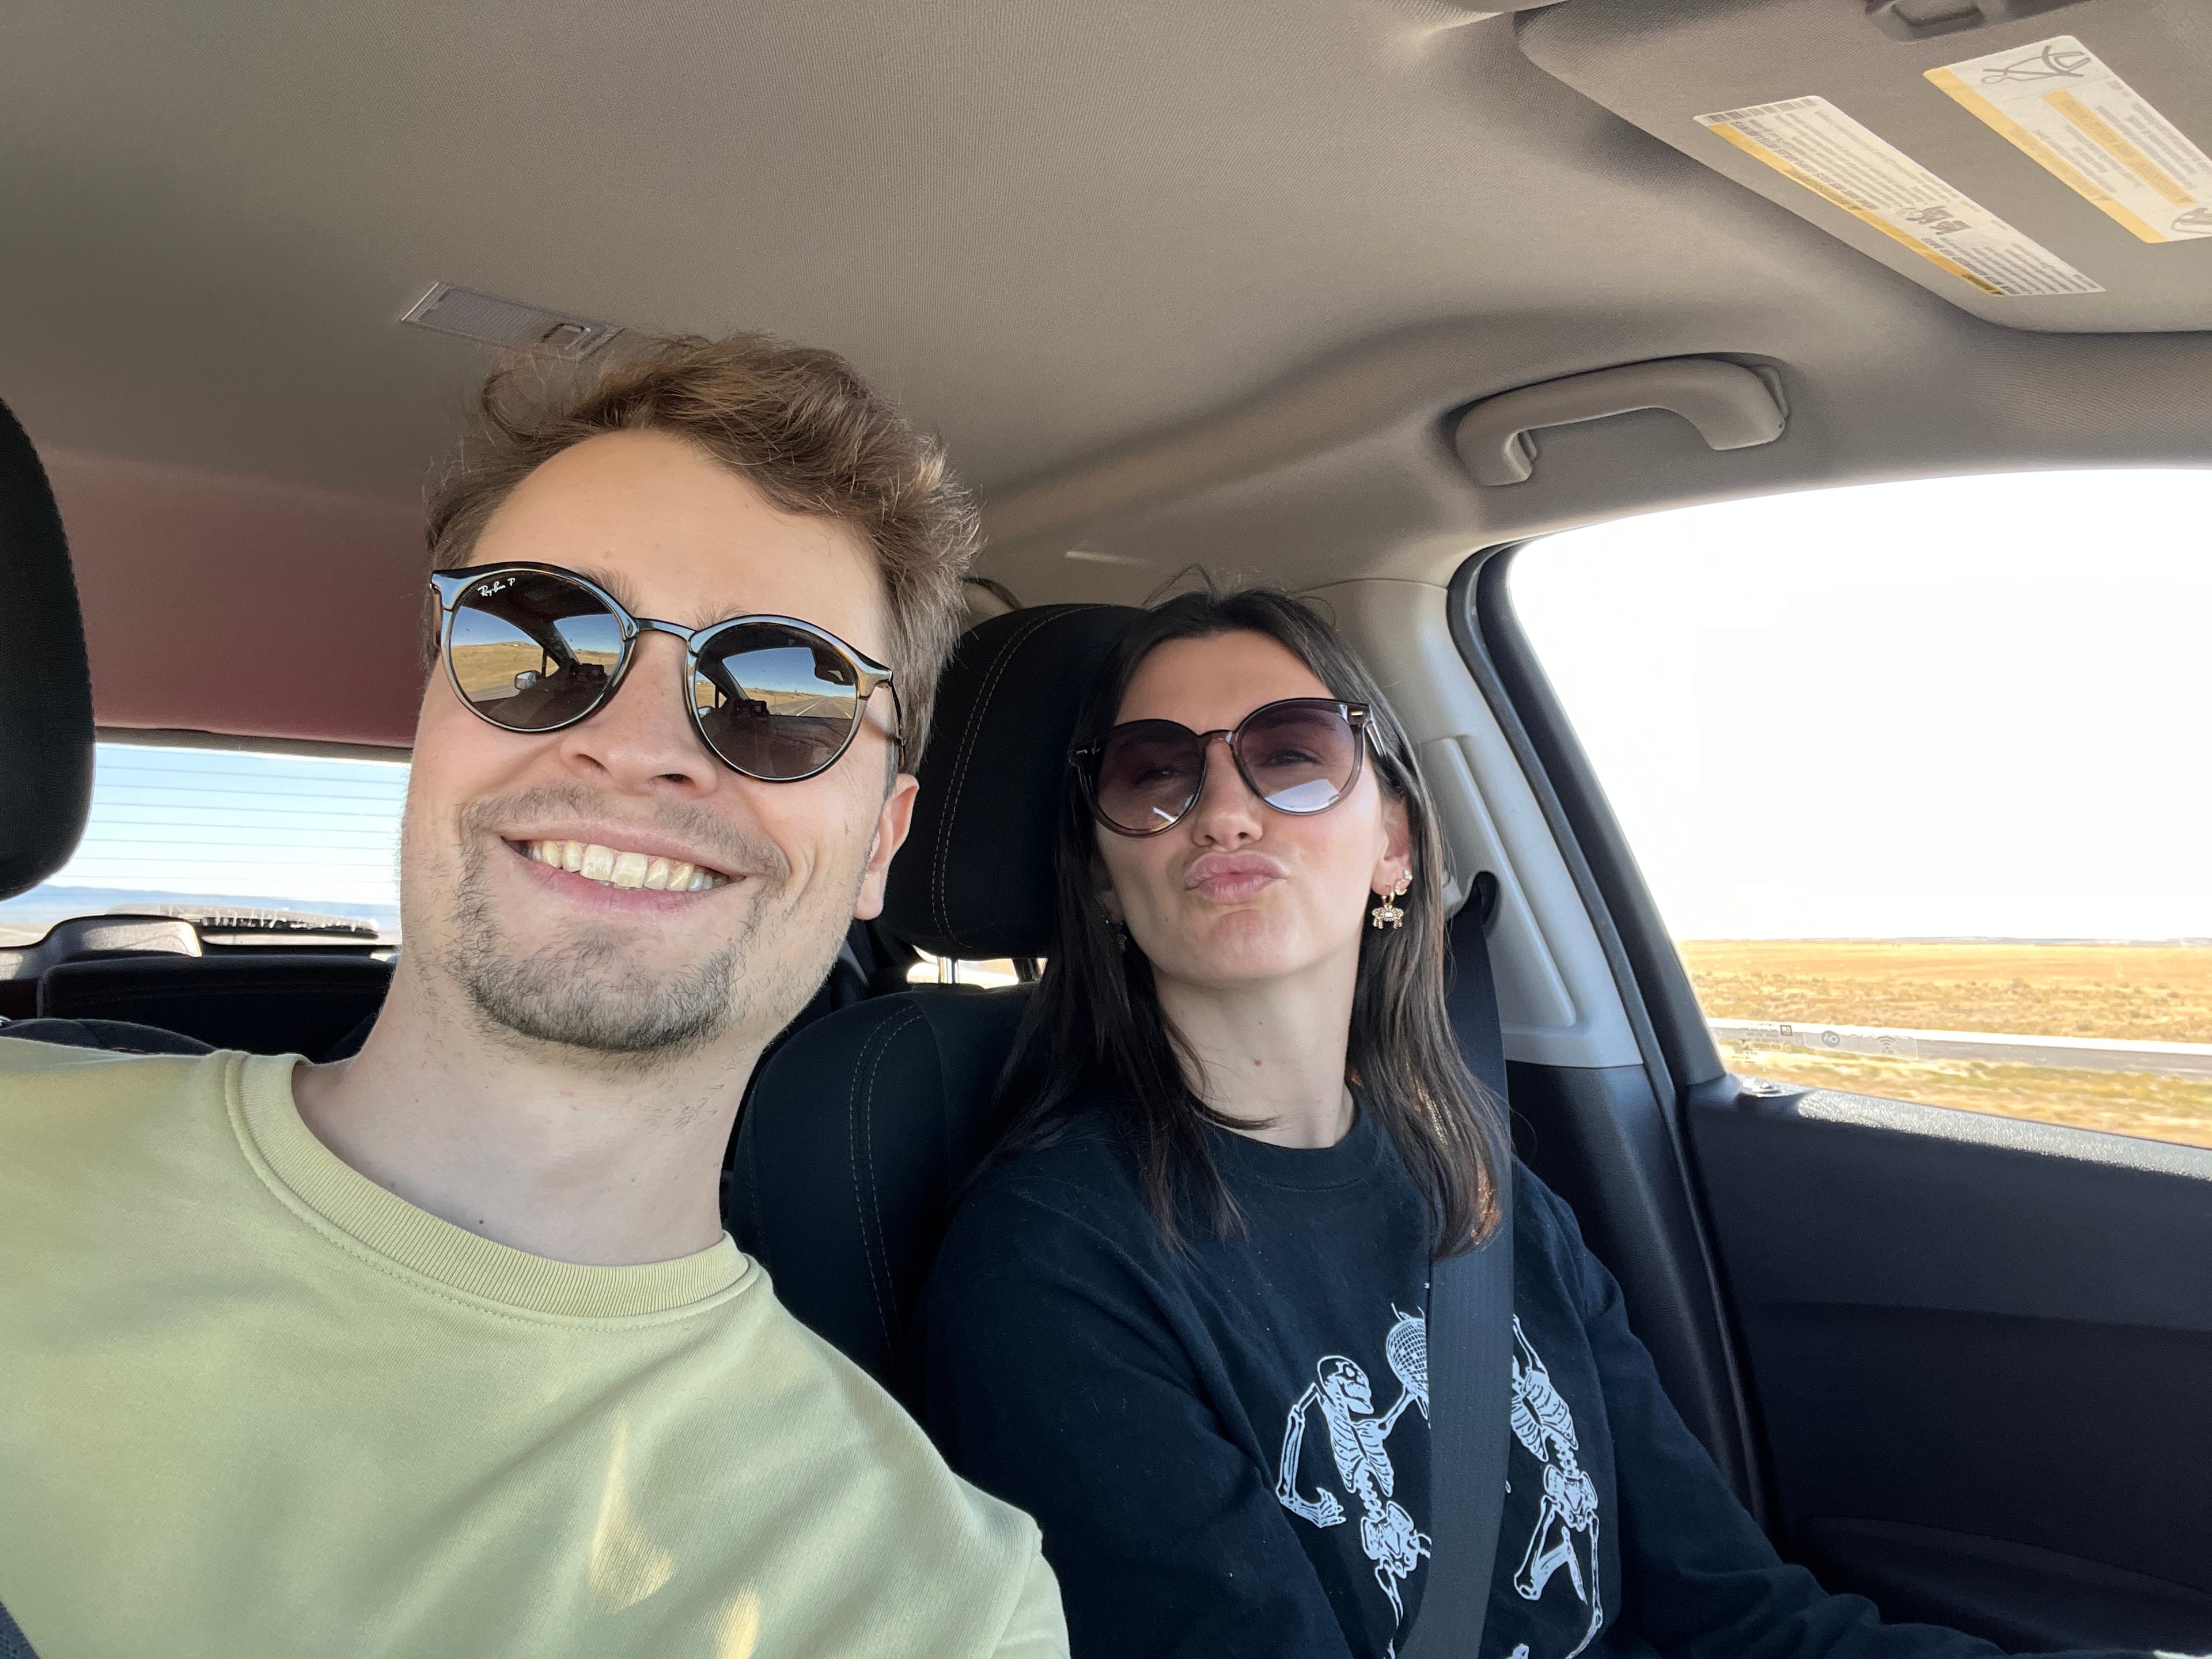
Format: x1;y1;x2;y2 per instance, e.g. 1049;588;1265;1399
1679;940;2212;1043
1684;941;2212;1153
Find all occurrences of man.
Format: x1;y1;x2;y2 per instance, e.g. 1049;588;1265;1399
0;335;1066;1657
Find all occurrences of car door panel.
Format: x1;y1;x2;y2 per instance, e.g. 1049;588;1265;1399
1690;1089;2212;1649
1798;1520;2212;1653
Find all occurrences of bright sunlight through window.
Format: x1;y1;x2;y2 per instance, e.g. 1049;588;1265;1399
1512;469;2212;1151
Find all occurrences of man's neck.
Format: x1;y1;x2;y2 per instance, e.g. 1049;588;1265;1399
290;970;756;1267
1154;952;1358;1150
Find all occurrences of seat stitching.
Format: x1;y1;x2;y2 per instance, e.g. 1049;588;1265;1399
858;1002;926;1353
849;1005;924;1354
742;1096;766;1268
933;612;1058;937
932;609;1067;949
846;1021;889;1349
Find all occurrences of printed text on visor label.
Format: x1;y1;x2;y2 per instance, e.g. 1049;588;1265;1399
1696;95;2104;297
1927;35;2212;246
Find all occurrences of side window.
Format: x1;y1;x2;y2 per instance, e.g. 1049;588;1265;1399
908;954;1024;987
1509;471;2211;1152
0;741;408;944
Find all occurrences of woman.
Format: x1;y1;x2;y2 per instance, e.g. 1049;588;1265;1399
920;588;2152;1659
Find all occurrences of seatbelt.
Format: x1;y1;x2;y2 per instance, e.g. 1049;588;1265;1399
1400;893;1516;1659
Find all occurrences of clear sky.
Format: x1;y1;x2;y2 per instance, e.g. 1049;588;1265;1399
1511;469;2212;942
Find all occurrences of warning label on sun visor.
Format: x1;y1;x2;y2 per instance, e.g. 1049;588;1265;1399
1928;36;2212;245
1695;96;2103;297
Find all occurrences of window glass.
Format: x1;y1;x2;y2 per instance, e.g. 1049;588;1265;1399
0;742;408;944
908;954;1024;988
1510;471;2212;1151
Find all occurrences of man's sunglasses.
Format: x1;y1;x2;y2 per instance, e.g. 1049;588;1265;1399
428;562;902;783
1071;698;1370;836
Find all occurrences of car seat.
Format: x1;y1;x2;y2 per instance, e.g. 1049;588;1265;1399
32;955;395;1060
726;603;1141;1399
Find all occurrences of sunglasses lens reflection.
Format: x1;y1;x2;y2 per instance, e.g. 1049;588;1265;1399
1235;702;1361;815
692;623;864;780
447;573;625;731
1093;721;1207;833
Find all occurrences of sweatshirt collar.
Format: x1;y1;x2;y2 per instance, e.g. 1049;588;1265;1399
229;1052;746;1321
1203;1098;1391;1192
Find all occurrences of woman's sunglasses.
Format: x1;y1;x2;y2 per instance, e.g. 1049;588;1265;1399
428;562;902;783
1071;698;1370;836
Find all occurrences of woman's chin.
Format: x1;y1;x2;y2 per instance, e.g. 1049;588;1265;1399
1147;921;1342;990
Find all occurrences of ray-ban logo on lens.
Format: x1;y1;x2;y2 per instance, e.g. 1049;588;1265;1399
476;577;517;598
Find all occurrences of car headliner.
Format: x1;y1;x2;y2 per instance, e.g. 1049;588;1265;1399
6;0;2209;748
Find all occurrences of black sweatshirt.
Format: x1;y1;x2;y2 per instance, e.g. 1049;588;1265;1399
919;1104;2150;1659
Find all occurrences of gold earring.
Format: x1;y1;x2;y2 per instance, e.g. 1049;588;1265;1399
1369;871;1411;930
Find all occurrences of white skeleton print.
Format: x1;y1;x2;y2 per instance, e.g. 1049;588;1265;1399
1509;1316;1603;1658
1276;1306;1433;1631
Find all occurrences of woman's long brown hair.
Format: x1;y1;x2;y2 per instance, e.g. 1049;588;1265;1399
990;586;1507;1256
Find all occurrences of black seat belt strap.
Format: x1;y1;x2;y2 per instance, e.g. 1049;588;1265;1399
1401;895;1516;1659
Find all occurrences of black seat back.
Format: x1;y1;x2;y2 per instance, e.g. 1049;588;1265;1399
0;392;93;900
36;954;395;1061
730;603;1139;1402
730;984;1029;1397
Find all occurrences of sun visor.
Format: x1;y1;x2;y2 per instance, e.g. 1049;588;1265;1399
1518;0;2212;332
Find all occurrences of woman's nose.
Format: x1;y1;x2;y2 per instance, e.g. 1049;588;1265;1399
1186;733;1263;843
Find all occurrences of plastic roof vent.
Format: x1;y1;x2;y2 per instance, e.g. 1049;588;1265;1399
398;283;623;359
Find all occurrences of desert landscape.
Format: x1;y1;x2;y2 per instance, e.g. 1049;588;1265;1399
1683;941;2212;1152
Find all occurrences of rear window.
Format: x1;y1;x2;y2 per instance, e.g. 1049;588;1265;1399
0;742;409;945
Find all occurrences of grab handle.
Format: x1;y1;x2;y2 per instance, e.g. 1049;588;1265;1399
1451;357;1786;486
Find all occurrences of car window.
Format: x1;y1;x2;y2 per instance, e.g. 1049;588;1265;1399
1510;470;2212;1152
0;741;408;945
909;954;1024;988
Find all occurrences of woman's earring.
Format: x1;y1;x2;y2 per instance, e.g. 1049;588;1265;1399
1369;871;1412;930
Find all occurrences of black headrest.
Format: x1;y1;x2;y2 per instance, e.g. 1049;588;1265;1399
0;396;93;900
884;604;1140;959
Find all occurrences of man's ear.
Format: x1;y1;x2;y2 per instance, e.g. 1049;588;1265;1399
853;771;921;921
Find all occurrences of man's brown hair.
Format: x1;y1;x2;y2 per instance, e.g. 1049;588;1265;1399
426;331;980;762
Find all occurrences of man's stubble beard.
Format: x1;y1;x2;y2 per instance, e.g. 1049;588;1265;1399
417;786;846;1071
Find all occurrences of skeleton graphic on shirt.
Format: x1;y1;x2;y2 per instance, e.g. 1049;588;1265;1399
1276;1306;1433;1631
1509;1316;1603;1658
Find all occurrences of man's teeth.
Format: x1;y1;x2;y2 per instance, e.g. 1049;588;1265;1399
524;840;726;891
